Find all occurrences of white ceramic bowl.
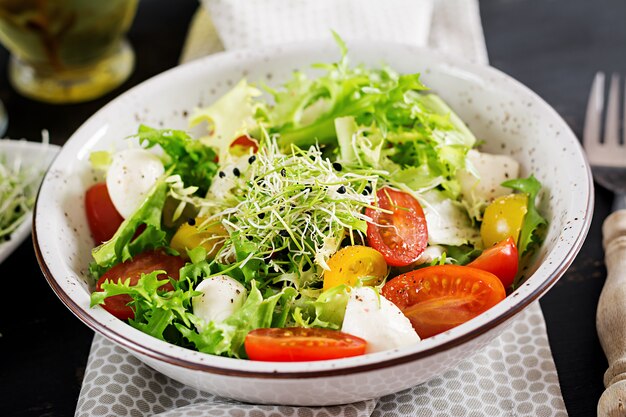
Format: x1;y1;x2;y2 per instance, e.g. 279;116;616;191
34;41;592;405
0;140;59;264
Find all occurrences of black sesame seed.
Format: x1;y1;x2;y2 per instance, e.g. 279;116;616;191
258;212;266;219
279;230;289;237
248;155;256;164
246;235;253;241
187;218;196;226
337;185;346;194
363;185;372;194
332;162;343;171
233;167;241;177
280;168;286;177
218;171;226;178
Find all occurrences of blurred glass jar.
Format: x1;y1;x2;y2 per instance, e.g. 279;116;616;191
0;0;138;103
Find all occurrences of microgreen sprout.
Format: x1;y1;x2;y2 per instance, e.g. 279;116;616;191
198;138;383;287
0;147;43;241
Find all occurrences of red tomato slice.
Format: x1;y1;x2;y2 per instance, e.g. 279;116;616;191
85;183;124;244
230;135;259;153
245;327;367;361
468;237;519;288
96;251;185;321
365;187;428;267
382;265;506;338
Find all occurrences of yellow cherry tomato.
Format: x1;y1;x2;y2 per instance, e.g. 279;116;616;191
170;217;227;259
481;193;528;247
323;245;388;291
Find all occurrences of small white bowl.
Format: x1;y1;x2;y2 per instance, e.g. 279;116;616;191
33;41;592;405
0;140;59;264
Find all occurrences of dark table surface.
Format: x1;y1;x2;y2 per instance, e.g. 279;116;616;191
0;0;617;415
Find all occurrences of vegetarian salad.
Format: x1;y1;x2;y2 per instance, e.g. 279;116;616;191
88;38;547;361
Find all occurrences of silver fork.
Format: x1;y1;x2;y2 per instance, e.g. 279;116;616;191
584;73;626;209
587;73;626;417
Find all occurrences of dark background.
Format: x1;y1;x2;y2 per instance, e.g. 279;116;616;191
0;0;617;415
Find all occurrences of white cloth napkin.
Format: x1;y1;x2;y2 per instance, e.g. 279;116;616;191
76;1;568;416
205;0;433;51
76;303;567;417
181;0;487;65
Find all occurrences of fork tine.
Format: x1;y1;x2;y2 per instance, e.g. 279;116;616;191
623;77;626;145
583;72;605;149
605;73;621;146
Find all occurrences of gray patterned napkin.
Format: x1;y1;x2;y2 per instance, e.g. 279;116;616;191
76;303;567;417
76;1;569;416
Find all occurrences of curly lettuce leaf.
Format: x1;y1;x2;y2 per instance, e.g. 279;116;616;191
293;284;350;329
443;244;482;265
91;269;200;341
189;79;261;162
257;36;415;148
385;93;476;198
135;125;218;195
259;41;474;196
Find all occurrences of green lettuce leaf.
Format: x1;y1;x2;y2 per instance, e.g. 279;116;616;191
88;150;112;171
443;244;482;265
135;125;218;196
189;79;261;162
293;284;350;329
91;269;200;341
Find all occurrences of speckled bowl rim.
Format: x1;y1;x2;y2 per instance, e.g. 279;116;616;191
34;40;593;379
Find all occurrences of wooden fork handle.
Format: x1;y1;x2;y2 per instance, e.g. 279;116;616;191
597;210;626;416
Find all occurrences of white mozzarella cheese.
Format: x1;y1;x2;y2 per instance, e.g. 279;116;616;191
421;190;481;247
106;149;165;218
414;245;445;265
341;287;420;353
192;275;247;331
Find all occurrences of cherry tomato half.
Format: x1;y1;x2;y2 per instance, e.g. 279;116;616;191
96;251;186;321
382;265;505;338
230;135;259;154
468;237;519;288
244;327;367;361
365;188;428;267
85;183;124;244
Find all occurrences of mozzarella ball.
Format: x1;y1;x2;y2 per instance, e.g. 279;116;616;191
106;149;165;218
341;287;420;353
192;275;247;331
